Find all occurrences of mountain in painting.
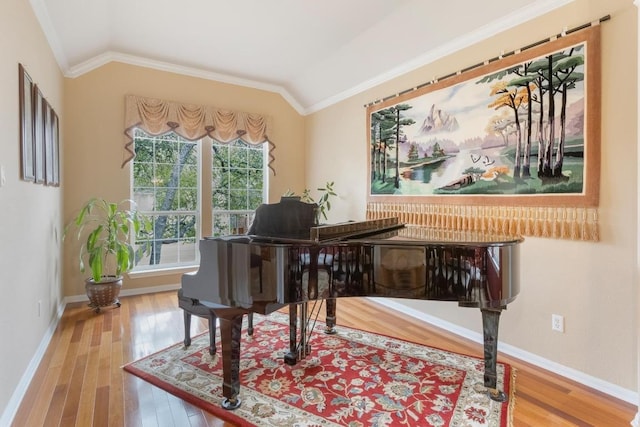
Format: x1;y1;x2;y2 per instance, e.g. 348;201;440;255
419;104;459;135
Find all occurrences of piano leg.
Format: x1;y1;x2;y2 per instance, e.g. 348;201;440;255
285;303;299;365
481;308;507;402
325;298;337;334
183;310;192;347
214;308;246;410
178;291;217;355
183;310;217;355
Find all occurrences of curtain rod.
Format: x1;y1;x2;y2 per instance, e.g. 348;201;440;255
364;14;610;109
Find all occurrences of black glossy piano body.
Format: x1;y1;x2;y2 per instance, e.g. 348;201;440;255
181;215;522;409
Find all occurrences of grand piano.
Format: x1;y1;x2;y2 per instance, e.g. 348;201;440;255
180;199;522;410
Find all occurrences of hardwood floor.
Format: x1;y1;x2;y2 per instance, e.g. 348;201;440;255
11;291;636;426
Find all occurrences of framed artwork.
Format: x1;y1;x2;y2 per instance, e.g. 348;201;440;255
18;64;34;181
33;85;45;184
44;99;54;185
51;110;60;186
367;25;601;208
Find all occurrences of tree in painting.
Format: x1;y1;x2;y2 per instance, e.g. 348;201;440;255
370;104;415;191
481;44;585;182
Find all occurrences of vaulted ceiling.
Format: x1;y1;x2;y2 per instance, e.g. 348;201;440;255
31;0;571;114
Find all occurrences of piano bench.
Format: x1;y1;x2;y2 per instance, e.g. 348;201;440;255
177;290;254;355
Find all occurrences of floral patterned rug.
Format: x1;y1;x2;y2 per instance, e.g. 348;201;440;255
123;312;514;426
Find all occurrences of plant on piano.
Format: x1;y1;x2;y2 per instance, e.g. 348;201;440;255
64;198;152;312
284;181;337;222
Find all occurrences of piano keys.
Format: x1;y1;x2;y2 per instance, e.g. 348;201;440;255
180;204;522;410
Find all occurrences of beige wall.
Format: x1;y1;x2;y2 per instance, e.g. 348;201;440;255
0;0;64;420
63;62;306;297
1;0;638;422
305;0;638;396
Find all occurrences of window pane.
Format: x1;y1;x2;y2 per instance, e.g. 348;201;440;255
247;148;262;168
179;188;198;211
212;189;229;210
133;162;153;187
248;190;263;209
180;164;197;187
155;140;178;163
229;145;248;168
212;167;229;188
212;145;228;167
229;190;247;210
248;169;263;190
155;164;174;187
229;169;248;191
134;139;154;162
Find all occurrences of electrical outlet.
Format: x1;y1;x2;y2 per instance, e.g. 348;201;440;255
552;314;564;332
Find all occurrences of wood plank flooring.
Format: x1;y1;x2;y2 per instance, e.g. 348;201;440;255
11;291;637;426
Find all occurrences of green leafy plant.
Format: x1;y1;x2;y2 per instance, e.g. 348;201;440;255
64;198;152;282
284;181;337;222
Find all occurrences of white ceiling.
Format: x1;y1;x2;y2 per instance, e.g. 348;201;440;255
31;0;572;114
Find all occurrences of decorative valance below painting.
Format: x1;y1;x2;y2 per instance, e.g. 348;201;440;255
366;24;602;241
122;95;274;172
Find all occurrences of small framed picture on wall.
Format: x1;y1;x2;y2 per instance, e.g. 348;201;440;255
18;64;34;181
44;99;54;185
51;110;60;186
33;84;45;184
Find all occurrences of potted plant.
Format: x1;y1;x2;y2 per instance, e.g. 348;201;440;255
284;181;337;223
64;198;152;312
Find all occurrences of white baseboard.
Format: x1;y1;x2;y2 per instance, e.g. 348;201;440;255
64;283;181;304
371;298;639;406
0;299;66;427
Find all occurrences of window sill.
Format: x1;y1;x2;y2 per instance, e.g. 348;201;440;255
128;265;198;279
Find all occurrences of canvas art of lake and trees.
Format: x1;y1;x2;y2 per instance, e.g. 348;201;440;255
368;31;598;202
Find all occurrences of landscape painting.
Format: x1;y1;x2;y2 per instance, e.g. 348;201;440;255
367;26;600;207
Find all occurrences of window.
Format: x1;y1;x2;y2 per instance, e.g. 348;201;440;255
132;129;268;271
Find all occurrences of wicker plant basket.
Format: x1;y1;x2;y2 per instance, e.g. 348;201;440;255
85;276;123;313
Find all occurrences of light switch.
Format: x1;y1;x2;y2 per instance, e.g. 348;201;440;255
0;165;5;187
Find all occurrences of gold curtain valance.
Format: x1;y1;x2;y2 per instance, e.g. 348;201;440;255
122;95;275;172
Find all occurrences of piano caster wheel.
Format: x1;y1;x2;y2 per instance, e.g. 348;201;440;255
324;325;337;335
222;396;241;410
284;352;298;366
487;388;507;402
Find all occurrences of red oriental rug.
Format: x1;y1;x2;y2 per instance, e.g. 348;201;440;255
123;312;515;426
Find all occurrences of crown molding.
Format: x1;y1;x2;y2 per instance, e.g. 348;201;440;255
65;51;306;114
31;0;573;116
304;0;575;114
